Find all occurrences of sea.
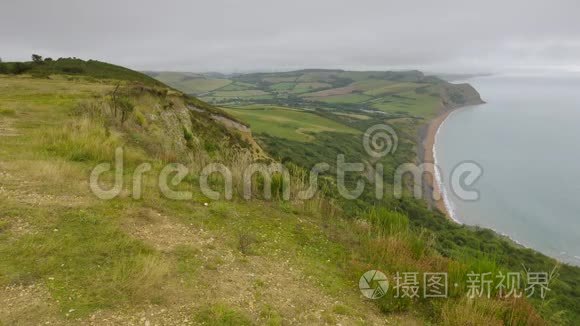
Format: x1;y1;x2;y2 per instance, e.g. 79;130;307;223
434;72;580;266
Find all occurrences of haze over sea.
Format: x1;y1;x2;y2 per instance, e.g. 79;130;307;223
435;73;580;266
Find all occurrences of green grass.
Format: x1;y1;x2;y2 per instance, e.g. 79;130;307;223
291;82;332;93
269;82;295;91
0;204;166;316
1;58;164;86
210;90;269;98
0;75;389;323
220;81;256;91
349;79;397;91
332;112;371;120
372;92;440;118
262;76;298;83
314;93;372;104
0;108;16;116
196;304;253;325
153;72;232;94
363;82;420;96
1;67;577;324
222;105;359;142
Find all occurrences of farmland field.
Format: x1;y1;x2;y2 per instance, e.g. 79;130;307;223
371;92;440;118
152;71;232;94
147;69;456;170
314;93;372;104
147;69;449;169
222;105;359;142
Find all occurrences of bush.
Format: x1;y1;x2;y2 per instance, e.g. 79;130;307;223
11;62;30;74
61;66;84;74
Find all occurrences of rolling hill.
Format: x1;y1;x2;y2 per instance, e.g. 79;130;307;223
0;59;577;324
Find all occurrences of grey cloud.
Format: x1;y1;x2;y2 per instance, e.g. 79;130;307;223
1;0;579;73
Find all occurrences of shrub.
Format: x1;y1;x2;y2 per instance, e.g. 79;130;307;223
61;66;84;74
11;62;30;74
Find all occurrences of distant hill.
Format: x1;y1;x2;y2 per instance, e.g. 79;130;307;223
145;69;438;97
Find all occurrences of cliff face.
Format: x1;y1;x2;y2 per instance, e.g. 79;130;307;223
439;82;485;110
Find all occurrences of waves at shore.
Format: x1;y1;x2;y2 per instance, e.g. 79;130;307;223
432;109;461;224
429;73;580;267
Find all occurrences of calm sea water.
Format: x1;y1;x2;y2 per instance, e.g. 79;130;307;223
435;73;580;266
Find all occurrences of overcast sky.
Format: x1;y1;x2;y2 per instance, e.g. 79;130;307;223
2;0;579;73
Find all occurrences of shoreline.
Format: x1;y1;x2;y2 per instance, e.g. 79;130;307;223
421;104;453;218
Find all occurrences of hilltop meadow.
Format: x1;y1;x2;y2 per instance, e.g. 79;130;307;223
0;58;577;324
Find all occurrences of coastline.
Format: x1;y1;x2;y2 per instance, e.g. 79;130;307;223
421;105;453;218
418;82;485;221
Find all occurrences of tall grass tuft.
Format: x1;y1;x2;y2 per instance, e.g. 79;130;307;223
366;207;409;236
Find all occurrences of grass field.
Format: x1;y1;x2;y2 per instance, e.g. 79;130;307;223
152;72;232;94
223;105;359;142
314;93;373;104
291;82;332;93
269;82;295;91
152;70;445;121
1;68;578;324
371;92;441;118
211;90;270;98
363;82;420;96
0;75;393;324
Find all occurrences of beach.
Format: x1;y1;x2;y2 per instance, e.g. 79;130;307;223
432;74;580;265
422;105;451;217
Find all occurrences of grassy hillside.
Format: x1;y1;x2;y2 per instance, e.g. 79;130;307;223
150;69;580;324
148;71;232;94
149;70;476;190
1;56;164;87
0;62;577;324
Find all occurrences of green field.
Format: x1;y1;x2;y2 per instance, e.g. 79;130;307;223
291;82;332;93
269;82;295;91
314;93;373;104
363;82;420;96
155;70;447;120
371;92;441;118
211;90;270;98
151;71;232;94
223;105;358;142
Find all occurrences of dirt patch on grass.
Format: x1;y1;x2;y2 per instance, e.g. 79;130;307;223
121;207;215;252
0;160;91;207
0;118;19;137
194;253;389;324
0;215;36;238
0;186;88;207
0;284;62;325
